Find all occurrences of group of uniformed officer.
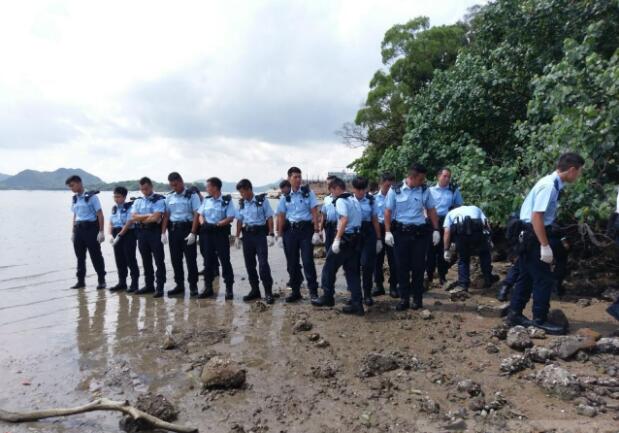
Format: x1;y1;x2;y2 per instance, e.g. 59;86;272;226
67;152;617;331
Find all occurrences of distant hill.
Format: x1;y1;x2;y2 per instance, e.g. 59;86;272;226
0;173;10;182
0;168;104;190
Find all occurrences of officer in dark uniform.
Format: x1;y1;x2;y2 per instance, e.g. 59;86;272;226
506;152;585;335
312;177;364;315
373;172;398;298
198;177;236;300
276;167;321;303
162;172;201;297
130;176;167;297
65;175;106;289
442;205;499;290
275;179;303;288
108;186;139;292
320;175;339;253
384;163;440;310
352;176;383;306
235;179;276;304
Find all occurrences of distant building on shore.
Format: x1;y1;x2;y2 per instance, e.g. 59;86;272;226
327;171;356;182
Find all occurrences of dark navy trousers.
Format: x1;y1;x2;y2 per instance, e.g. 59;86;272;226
360;223;377;293
200;229;234;289
112;227;139;286
283;224;318;294
504;261;520;286
73;222;106;282
320;237;361;303
394;229;430;304
168;223;198;287
242;230;273;291
455;238;493;288
426;218;448;281
375;223;397;289
324;223;337;253
137;228;166;290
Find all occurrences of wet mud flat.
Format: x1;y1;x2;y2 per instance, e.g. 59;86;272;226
0;256;618;433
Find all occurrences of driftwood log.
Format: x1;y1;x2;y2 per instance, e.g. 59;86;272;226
0;398;198;433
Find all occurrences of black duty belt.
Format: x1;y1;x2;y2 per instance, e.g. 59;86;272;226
136;222;161;231
395;222;430;235
324;221;337;229
170;221;193;231
242;224;267;234
287;220;312;230
74;220;98;228
200;223;231;234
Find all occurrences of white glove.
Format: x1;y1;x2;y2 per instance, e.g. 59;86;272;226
312;232;321;245
112;235;122;247
234;237;241;249
276;236;284;248
185;232;196;245
267;235;275;247
443;250;452;261
71;231;75;243
161;233;168;245
376;240;383;254
540;244;553;264
384;232;395;247
108;236;115;245
97;231;105;243
432;230;440;246
331;238;341;254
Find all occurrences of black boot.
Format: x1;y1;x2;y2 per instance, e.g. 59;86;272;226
127;281;138;293
225;285;234;301
389;286;399;298
153;286;164;298
109;282;127;292
243;287;262;302
96;278;106;290
395;299;410;311
309;289;319;302
531;318;567;335
342;302;364;316
136;286;154;295
311;295;335;307
70;280;86;289
410;298;423;310
504;310;533;327
483;274;500;288
497;283;511;302
439;275;447;286
167;286;185;297
264;286;274;305
189;284;199;297
285;291;302;303
197;286;214;299
363;287;374;307
371;284;385;297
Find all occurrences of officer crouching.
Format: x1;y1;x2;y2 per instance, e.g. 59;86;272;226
442;205;499;291
235;179;276;304
384;163;441;311
312;177;364;315
109;187;139;292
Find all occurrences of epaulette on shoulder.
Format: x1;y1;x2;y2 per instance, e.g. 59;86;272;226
393;182;404;194
300;184;311;198
334;192;352;204
255;193;267;206
222;194;232;206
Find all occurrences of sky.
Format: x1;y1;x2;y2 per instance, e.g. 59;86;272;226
0;0;484;184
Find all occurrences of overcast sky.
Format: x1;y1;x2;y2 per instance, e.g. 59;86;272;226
0;0;483;184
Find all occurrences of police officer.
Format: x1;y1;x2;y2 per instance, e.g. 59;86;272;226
442;205;498;291
66;175;107;289
373;172;398;298
108;186;139;292
506;152;584;335
275;179;302;290
162;172;201;297
427;168;463;287
320;175;339;253
276;167;321;303
312;177;364;315
384;163;440;311
234;179;276;304
130;176;167;297
497;261;519;302
198;177;236;300
352;176;383;306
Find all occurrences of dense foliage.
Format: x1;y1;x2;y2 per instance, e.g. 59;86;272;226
349;0;619;226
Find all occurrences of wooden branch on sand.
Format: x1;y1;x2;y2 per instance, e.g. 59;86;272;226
0;398;198;433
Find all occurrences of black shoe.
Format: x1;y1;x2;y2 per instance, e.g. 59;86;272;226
372;285;385;297
607;303;619;321
136;286;155;295
127;282;138;293
344;297;352;306
342;303;364;316
70;281;86;289
243;289;262;302
285;291;302;303
198;269;206;276
167;286;185;297
410;301;423;310
264;294;274;305
439;276;447;286
531;318;567;335
189;284;199;297
96;280;106;290
153;291;164;298
556;283;566;298
364;297;374;307
109;283;127;292
311;295;335;307
504;310;533;327
484;274;500;288
395;300;410;311
389;287;399;298
197;287;214;299
309;291;319;302
225;287;234;301
497;284;511;302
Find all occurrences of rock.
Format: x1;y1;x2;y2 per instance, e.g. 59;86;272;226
576;298;592;308
200;357;246;389
313;247;326;259
527;346;555;363
120;393;178;433
535;364;582;400
485;343;500;354
575;351;589;363
500;354;532;374
442;418;467;430
490;324;509;340
600;288;619;302
576;404;597;417
420;309;433;320
161;334;177;350
527;327;546;339
359;352;399;377
457;379;482;397
311;361;338;379
595;337;619;354
550;336;597;360
250;301;269;312
476;303;510;318
315;339;330;348
293;318;313;333
449;288;470;302
547;309;570;330
575;328;602;341
506;326;533;351
307;333;320;342
487;392;508;410
419;397;440;414
468;397;486;411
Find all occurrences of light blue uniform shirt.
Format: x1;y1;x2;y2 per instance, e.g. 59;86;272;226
276;186;319;222
519;172;563;226
335;195;362;234
443;205;487;228
165;189;201;223
71;192;102;222
385;182;436;225
131;193;166;216
110;202;134;228
374;191;388;224
357;194;378;222
199;195;236;224
237;195;274;226
430;185;463;217
321;194;338;222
